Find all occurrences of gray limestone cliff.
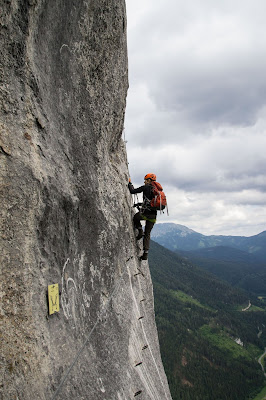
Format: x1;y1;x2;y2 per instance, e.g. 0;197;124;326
0;1;172;399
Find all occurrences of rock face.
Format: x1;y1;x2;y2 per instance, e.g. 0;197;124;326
0;1;172;399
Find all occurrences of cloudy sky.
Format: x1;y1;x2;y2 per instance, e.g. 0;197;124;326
124;0;266;237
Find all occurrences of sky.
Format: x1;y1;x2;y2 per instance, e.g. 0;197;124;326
124;0;266;237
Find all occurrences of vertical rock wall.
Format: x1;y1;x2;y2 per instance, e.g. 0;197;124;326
0;1;172;399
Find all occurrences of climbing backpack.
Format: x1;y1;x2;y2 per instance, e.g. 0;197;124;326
150;181;167;212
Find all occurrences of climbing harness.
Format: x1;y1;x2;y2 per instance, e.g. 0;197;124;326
141;215;156;224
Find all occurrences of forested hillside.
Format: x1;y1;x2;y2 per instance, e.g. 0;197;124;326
179;246;266;296
149;240;266;400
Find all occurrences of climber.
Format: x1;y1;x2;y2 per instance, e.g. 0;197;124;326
128;173;157;261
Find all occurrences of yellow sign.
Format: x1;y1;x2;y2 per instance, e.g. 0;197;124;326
48;284;60;315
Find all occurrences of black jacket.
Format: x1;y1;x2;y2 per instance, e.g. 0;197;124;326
128;182;157;216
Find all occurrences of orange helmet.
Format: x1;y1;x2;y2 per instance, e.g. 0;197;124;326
144;173;156;181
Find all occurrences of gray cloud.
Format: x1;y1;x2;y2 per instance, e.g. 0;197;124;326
125;0;266;236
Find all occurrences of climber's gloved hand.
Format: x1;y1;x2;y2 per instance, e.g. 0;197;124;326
128;177;133;189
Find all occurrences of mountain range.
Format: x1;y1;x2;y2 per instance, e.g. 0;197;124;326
151;223;266;261
151;223;266;295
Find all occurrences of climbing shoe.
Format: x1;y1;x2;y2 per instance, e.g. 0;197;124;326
136;228;143;240
140;252;148;261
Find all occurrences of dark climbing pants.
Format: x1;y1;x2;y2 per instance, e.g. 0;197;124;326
133;212;156;252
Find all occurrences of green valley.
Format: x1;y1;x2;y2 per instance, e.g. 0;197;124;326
149;240;266;400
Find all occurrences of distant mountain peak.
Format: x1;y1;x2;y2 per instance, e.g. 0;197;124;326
152;222;197;237
151;222;266;262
